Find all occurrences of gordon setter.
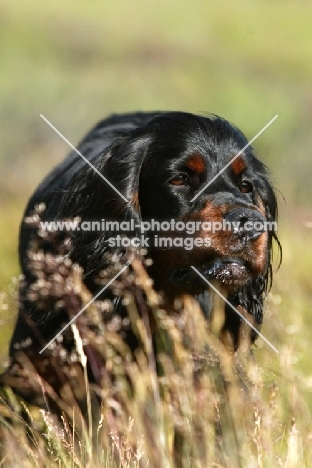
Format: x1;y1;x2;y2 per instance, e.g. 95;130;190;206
6;111;280;394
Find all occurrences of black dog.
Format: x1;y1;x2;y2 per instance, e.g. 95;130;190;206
8;111;280;381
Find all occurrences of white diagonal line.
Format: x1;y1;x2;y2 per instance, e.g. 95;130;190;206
190;115;278;202
39;262;130;354
40;114;129;203
191;266;278;353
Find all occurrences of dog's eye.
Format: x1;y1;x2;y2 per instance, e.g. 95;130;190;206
240;179;253;194
169;174;189;186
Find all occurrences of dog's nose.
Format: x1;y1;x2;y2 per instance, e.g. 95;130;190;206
223;208;266;240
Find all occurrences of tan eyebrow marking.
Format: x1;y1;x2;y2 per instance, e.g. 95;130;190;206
131;191;139;209
185;153;206;174
231;155;247;175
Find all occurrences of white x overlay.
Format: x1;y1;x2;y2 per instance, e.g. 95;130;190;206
40;115;128;202
39;262;130;354
191;266;278;353
190;115;278;202
39;113;278;354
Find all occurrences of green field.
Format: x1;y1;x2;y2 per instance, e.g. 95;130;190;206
0;1;312;465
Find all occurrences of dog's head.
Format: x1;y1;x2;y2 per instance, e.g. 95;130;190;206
60;112;280;342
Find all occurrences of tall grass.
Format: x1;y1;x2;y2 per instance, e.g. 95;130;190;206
0;222;310;467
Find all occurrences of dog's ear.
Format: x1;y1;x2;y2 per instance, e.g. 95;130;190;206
255;171;282;286
58;133;152;274
60;134;152;220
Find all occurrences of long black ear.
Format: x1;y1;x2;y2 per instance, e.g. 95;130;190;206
256;169;282;289
58;133;152;276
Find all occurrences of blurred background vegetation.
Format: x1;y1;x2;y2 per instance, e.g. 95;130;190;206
0;0;311;440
